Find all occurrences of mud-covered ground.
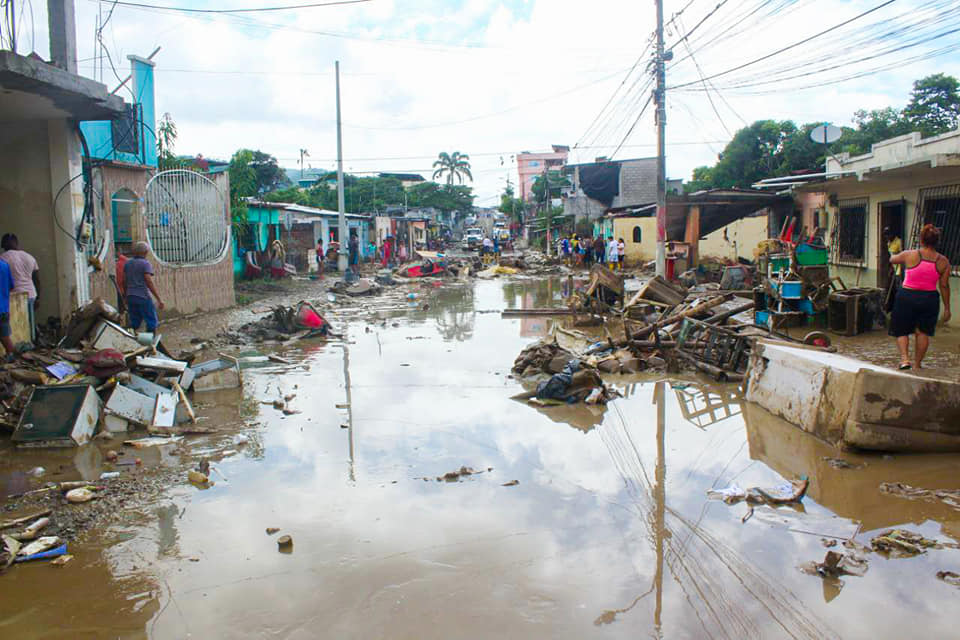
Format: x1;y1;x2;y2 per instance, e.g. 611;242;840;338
0;274;958;639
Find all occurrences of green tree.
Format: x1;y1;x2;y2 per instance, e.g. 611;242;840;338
156;112;184;170
903;73;960;138
843;108;909;155
684;165;715;193
530;170;570;202
432;151;473;184
498;183;525;224
228;149;257;222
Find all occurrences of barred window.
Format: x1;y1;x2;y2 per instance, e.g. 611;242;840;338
831;197;867;263
911;184;960;275
632;225;642;243
144;170;229;266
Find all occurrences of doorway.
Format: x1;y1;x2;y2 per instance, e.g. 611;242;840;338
877;199;905;290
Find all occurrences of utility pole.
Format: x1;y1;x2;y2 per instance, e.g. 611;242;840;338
335;61;348;274
299;148;309;180
543;168;550;256
655;0;668;278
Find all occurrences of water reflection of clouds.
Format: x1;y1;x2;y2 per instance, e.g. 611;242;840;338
145;280;960;638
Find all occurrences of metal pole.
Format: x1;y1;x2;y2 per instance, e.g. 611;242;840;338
655;0;667;278
336;61;348;274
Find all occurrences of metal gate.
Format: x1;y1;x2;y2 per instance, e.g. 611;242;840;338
144;169;228;265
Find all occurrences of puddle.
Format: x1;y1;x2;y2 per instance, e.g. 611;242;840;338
0;278;959;638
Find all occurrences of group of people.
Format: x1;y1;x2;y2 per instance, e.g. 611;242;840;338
560;234;625;270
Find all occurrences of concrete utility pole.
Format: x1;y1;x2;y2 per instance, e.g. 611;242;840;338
655;0;667;277
543;168;551;256
335;61;348;274
299;148;309;180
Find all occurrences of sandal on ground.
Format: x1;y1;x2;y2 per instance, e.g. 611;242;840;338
898;362;912;370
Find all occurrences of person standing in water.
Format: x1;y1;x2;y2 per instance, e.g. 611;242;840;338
889;224;951;369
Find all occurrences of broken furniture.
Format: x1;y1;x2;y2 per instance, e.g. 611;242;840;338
13;386;102;447
192;355;242;392
827;288;883;336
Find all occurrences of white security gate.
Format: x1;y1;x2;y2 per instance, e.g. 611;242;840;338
144;169;229;265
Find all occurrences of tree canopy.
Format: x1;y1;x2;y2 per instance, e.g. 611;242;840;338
264;173;475;216
686;73;960;191
432;151;473;185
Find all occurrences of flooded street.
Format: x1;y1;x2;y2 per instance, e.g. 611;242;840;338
2;277;960;639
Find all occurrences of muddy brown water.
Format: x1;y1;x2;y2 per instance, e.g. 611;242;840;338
1;277;959;638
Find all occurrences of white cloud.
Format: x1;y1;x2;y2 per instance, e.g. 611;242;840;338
17;0;954;201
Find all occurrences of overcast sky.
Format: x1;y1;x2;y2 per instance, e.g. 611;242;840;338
15;0;960;205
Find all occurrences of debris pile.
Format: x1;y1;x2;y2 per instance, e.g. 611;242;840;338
508;265;839;383
0;298;244;447
228;301;334;344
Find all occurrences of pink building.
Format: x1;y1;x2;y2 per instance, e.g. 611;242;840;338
517;145;569;202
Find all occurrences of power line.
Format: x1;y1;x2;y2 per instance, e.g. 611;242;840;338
99;0;372;14
611;93;654;159
668;0;900;90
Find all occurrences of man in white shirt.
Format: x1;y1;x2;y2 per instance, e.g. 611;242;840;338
606;237;619;270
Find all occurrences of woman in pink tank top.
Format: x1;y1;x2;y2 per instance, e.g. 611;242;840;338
889;224;952;369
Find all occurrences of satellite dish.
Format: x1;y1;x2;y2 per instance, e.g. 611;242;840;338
810;123;843;144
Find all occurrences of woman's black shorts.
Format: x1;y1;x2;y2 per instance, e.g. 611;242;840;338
889;288;940;337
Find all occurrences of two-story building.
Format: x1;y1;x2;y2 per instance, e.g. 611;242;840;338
563;157;683;223
517;146;569;202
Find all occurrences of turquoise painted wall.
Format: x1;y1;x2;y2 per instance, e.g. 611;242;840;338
80;57;157;167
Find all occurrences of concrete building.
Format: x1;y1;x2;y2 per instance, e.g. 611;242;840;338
792;128;960;315
0;1;234;321
237;202;372;276
79;56;235;316
516;145;569;202
593;190;788;267
563;157;682;223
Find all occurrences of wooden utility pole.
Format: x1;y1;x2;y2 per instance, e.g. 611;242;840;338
655;0;667;277
335;61;348;274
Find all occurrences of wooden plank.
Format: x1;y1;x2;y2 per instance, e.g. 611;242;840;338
586;264;624;299
9;292;30;345
626;275;686;308
135;356;187;373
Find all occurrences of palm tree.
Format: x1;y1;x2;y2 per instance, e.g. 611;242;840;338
432;151;473;185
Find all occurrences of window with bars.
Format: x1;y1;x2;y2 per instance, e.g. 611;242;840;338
910;183;960;275
831;197;868;263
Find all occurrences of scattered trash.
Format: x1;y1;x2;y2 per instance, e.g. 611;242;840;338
799;550;869;579
16;542;68;563
266;527;280;535
708;476;809;506
436;466;479;482
936;570;960;588
16;536;62;559
822;457;862;470
16;517;50;541
188;459;212;486
871;529;946;557
879;482;960;511
50;554;73;566
277;535;293;551
502;480;519;487
13;386;103;448
233;434;250;446
28;467;45;477
99;472;120;480
65;488;95;504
